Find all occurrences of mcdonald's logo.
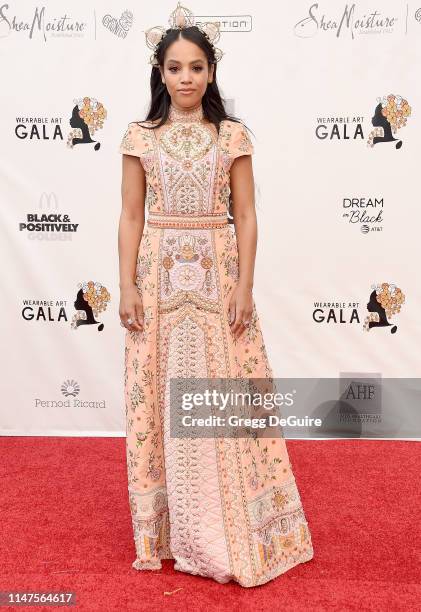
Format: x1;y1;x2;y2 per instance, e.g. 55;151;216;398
39;192;59;210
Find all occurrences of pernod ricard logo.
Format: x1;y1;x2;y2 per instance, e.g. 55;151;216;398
313;282;405;333
315;93;412;149
15;96;108;151
294;3;400;38
21;280;111;332
61;379;80;397
35;379;106;410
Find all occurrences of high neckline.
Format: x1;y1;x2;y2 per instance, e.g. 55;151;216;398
168;103;204;123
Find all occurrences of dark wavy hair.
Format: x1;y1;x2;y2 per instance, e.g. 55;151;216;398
137;26;254;222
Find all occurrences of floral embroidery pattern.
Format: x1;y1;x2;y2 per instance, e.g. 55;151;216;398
120;115;313;585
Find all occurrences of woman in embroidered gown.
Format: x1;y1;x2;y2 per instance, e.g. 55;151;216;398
118;5;313;588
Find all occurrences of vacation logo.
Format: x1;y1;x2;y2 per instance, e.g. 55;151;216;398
294;3;400;38
195;14;252;32
72;280;111;331
341;196;383;234
315;93;412;148
102;10;133;38
312;281;405;333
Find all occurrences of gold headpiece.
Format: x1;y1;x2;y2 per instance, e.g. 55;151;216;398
143;1;223;67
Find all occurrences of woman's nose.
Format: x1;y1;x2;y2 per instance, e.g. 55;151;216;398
180;72;193;82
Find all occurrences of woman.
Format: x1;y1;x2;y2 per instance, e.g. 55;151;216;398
118;2;313;587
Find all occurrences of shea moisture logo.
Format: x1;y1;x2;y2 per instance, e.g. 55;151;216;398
341;197;383;234
294;3;400;38
315;93;412;148
72;281;111;331
0;3;88;39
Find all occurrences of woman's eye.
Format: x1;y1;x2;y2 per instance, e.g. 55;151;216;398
168;66;203;73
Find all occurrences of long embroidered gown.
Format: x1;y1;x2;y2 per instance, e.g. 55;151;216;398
119;103;313;587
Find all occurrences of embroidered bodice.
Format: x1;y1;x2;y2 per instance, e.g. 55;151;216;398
119;103;254;218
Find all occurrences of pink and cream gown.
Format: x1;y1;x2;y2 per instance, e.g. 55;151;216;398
118;103;313;587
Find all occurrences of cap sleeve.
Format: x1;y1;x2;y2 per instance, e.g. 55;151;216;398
229;121;254;162
118;122;145;157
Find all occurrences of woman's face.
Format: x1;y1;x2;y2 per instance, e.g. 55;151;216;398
160;37;214;110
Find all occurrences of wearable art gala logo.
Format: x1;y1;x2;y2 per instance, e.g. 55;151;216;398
312;282;406;333
21;280;111;332
315;94;412;149
15;96;108;150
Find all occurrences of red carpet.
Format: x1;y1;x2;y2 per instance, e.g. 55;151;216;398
1;438;419;611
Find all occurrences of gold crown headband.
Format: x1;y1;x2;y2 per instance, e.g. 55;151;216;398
143;1;223;67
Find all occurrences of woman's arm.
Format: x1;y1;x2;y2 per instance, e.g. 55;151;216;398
118;154;146;331
229;154;257;339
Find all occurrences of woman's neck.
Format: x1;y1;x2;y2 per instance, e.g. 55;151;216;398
168;102;204;123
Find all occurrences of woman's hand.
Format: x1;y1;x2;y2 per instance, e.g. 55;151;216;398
228;283;253;340
119;284;144;332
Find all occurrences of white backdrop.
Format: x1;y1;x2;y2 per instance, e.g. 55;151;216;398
1;1;419;435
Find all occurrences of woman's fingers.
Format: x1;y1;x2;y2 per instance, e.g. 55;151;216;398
229;305;252;339
228;303;235;326
135;301;144;329
122;298;144;331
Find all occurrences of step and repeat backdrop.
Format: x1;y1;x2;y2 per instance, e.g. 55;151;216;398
1;1;420;437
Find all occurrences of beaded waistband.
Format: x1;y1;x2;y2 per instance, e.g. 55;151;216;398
147;212;228;229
